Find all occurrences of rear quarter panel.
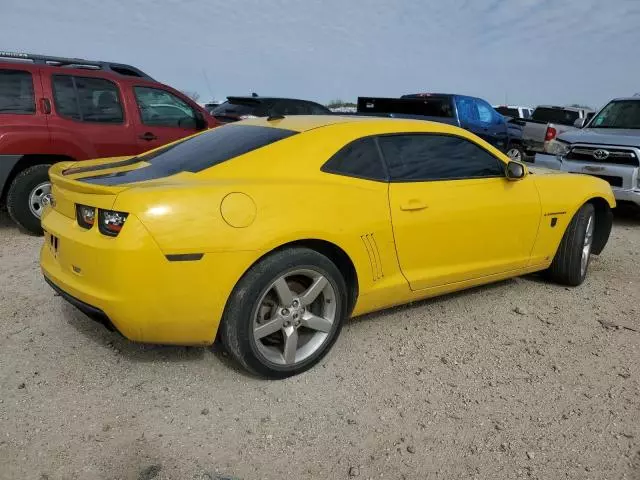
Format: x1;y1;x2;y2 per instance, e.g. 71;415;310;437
528;169;615;264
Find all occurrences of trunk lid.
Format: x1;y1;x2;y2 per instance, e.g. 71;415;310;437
48;159;141;219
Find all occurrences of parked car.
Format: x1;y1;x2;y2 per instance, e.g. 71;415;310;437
41;115;614;378
210;95;332;124
357;93;525;160
203;100;221;114
534;96;640;208
493;105;533;119
0;51;218;234
520;105;594;159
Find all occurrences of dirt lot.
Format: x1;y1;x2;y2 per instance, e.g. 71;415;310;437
1;210;639;480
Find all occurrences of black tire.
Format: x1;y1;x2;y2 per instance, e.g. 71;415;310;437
220;247;348;378
7;164;51;235
546;203;595;286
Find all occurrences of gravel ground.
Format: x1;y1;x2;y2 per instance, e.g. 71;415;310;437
1;209;639;480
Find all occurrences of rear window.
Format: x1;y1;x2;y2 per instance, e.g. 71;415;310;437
357;97;454;118
81;125;298;185
495;107;519;118
531;107;579;126
0;69;35;114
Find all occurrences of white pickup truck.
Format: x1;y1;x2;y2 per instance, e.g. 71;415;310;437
534;96;640;208
520;105;594;158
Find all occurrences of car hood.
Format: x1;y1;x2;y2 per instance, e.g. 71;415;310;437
559;128;640;147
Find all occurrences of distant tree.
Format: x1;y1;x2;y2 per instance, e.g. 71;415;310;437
569;103;592;109
181;90;201;102
327;98;357;109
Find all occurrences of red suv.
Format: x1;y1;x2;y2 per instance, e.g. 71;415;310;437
0;51;218;234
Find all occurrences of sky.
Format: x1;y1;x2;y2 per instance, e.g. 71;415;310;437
2;0;639;109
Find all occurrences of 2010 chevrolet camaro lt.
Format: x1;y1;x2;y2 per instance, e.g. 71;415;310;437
40;115;615;377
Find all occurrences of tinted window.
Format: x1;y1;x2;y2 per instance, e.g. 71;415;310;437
0;70;35;114
379;134;504;182
358;97;454;118
531;107;580;126
322;137;386;181
495;107;519;118
52;75;123;123
134;87;196;128
81;125;298;185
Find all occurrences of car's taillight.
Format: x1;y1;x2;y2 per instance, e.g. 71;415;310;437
544;126;557;142
76;204;96;229
98;209;128;237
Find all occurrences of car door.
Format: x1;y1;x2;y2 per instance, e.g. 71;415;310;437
131;85;203;152
475;98;509;151
381;133;540;290
45;74;138;158
0;66;50;155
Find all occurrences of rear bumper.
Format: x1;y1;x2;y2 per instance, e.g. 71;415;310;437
40;206;256;345
44;275;117;332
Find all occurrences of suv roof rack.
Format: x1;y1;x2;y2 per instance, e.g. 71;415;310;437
0;51;154;80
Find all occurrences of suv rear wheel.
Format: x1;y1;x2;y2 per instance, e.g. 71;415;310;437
7;164;52;235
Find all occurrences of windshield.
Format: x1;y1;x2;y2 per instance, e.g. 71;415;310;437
590;100;640;129
531;107;580;126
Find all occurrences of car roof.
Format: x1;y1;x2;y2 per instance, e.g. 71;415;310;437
226;96;324;103
237;114;472;134
610;97;640;102
535;105;592;111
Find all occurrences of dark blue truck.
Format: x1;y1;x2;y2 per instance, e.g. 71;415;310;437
357;93;525;160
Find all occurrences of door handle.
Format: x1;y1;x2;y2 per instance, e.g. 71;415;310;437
139;132;158;141
400;199;428;211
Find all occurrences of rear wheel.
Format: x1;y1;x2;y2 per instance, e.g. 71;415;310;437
220;247;347;378
546;203;595;286
7;164;52;235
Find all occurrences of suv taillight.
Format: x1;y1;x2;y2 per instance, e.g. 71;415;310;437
98;209;128;237
544;126;557;142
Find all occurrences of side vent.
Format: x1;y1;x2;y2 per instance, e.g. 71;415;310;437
361;233;384;281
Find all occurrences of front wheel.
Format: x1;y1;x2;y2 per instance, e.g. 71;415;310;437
546;203;595;286
6;164;52;235
220;247;348;378
506;145;525;162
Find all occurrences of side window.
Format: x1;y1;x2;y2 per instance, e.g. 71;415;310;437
52;75;123;123
475;99;496;124
321;137;386;181
0;70;35;114
378;134;505;182
134;87;196;128
455;97;479;124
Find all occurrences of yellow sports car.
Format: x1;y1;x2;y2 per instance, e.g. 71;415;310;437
40;115;615;377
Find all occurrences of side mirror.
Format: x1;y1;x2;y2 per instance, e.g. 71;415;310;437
194;111;207;130
573;118;587;128
506;161;525;180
